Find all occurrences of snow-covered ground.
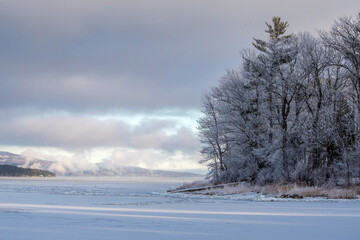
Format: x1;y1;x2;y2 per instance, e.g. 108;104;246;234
0;177;359;240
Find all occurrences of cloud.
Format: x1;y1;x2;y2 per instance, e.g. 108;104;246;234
0;74;203;111
0;113;199;152
108;148;203;170
17;147;204;173
162;128;199;153
1;0;358;113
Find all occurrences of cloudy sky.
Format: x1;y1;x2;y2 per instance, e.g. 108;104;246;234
0;0;359;173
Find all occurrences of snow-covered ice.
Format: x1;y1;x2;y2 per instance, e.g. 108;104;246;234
0;177;359;240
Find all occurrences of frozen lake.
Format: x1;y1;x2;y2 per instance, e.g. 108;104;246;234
0;177;359;240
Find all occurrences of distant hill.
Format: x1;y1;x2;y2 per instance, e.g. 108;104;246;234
0;151;53;168
0;151;203;178
0;165;55;177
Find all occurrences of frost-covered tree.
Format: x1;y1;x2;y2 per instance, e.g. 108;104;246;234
215;70;268;183
321;13;360;132
197;92;229;182
295;33;339;183
320;13;360;185
245;17;301;182
198;13;360;186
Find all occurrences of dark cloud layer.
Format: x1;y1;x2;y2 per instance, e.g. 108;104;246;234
1;0;358;112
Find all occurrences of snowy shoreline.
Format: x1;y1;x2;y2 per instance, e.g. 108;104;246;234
163;191;360;203
167;181;360;202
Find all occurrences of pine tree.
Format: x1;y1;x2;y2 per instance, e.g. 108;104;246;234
246;16;299;181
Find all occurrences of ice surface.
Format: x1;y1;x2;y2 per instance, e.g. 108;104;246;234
0;177;359;240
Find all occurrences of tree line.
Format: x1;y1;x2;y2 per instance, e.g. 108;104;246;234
0;165;56;177
198;13;360;186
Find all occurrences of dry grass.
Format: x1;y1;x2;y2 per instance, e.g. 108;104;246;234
180;182;360;199
271;184;360;199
